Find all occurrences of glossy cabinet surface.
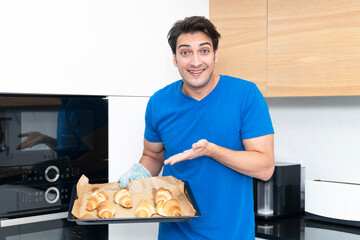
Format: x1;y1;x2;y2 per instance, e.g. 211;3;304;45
0;0;191;96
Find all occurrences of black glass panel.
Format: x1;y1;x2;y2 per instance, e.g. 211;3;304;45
0;96;108;166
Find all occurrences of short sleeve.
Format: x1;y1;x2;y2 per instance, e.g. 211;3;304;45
240;84;274;139
144;97;162;142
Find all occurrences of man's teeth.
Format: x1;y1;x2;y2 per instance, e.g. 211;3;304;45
189;70;204;73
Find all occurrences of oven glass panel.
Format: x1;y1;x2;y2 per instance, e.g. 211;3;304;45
0;97;108;166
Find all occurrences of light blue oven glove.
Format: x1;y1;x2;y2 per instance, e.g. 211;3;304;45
118;163;151;188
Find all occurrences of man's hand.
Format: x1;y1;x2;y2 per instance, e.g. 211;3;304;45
118;163;152;188
16;132;46;150
164;139;212;165
164;134;275;181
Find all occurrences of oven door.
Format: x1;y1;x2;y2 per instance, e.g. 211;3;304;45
0;183;74;218
0;213;108;240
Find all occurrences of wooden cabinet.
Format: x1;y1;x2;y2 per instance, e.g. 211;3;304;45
210;0;360;97
267;0;360;97
210;0;268;94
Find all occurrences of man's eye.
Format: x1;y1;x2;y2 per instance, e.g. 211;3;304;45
201;49;210;54
181;51;189;55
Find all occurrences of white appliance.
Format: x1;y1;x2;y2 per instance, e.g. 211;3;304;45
305;180;360;226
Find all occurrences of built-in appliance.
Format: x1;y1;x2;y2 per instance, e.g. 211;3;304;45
0;95;108;219
253;161;301;219
305;179;360;227
0;214;108;239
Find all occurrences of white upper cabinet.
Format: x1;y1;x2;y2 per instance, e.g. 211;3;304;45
0;0;208;96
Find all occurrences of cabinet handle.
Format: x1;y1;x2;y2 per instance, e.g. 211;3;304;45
0;211;67;227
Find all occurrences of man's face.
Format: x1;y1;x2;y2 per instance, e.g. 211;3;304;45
173;32;218;90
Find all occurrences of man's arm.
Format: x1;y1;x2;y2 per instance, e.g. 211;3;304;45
164;134;274;181
140;139;165;176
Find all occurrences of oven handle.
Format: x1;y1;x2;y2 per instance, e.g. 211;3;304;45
0;211;68;227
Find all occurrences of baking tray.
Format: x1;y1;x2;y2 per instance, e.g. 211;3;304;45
67;181;201;225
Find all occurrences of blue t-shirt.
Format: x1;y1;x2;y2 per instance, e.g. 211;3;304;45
145;75;274;240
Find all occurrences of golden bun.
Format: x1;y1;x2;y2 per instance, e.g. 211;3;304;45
114;188;132;208
97;200;116;219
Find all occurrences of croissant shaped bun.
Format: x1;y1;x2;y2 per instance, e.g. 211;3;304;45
97;200;116;219
156;199;182;217
155;187;172;205
135;200;156;218
114;189;132;208
86;190;108;211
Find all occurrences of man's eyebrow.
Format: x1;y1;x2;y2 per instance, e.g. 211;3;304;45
200;42;212;47
178;44;191;49
177;42;212;49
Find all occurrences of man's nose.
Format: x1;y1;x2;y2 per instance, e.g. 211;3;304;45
190;53;201;67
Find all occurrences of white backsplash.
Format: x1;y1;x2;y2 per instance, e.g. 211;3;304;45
267;96;360;184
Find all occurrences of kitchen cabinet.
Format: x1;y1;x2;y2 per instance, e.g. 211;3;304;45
209;0;268;95
267;0;360;97
210;0;360;97
0;0;181;96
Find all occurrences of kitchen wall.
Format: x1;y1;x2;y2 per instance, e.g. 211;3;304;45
267;96;360;184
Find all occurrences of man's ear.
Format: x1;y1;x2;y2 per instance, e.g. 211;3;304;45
214;50;219;63
172;53;178;67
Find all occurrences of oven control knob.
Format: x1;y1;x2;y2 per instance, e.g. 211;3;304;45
45;165;60;183
45;187;60;204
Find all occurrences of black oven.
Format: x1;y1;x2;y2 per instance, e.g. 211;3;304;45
0;217;108;240
0;95;108;218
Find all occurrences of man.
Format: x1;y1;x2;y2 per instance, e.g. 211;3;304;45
119;16;274;239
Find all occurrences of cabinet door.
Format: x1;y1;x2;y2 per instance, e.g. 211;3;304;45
0;0;207;96
268;0;360;97
210;0;268;95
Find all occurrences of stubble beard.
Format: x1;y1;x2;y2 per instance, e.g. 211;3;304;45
181;69;215;90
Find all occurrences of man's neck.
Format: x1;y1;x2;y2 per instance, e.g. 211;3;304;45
181;75;220;101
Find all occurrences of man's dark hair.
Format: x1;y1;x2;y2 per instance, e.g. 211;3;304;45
167;16;221;54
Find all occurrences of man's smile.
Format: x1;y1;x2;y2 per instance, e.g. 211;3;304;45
188;68;206;76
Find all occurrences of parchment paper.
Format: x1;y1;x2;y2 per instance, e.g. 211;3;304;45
71;175;196;219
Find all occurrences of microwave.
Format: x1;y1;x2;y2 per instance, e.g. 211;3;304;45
0;95;108;218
